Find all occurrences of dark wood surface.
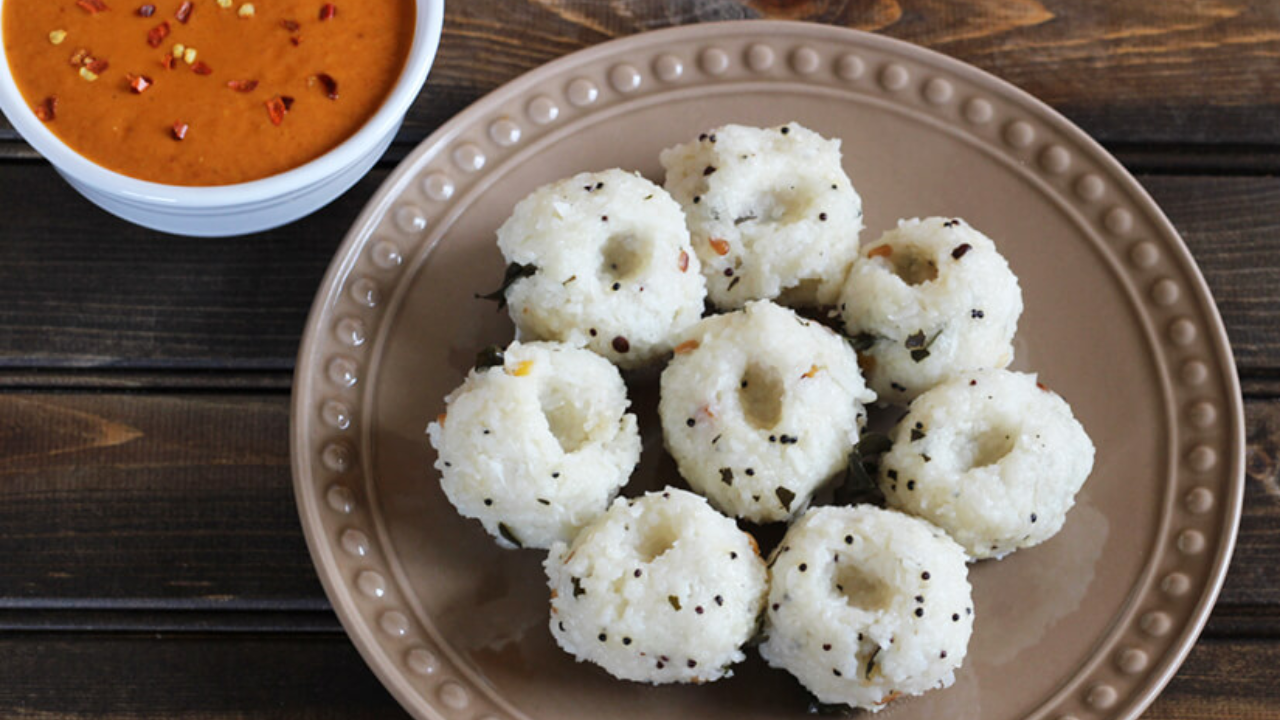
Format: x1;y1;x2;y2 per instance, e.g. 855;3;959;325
2;2;1277;718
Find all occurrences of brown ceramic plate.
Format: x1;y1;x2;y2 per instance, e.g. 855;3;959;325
291;21;1244;720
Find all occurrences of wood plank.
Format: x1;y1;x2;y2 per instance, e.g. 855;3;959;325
0;164;364;370
0;393;323;604
4;1;1278;147
0;634;411;719
1;391;1277;621
0;167;1276;372
0;634;1274;719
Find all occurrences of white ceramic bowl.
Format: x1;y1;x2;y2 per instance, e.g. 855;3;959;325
0;0;443;237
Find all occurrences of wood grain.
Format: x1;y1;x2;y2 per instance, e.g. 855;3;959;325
1;391;1276;620
3;1;1279;147
0;166;1275;372
0;393;323;605
0;634;1274;719
0;634;411;719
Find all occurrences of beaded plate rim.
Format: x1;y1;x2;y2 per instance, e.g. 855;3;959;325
291;20;1244;720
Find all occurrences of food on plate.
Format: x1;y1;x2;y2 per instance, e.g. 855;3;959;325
658;300;875;523
2;0;414;185
758;505;973;711
544;488;768;684
426;341;641;550
494;168;707;368
660;122;863;309
878;369;1095;560
838;217;1022;403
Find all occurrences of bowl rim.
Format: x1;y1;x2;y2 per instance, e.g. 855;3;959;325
0;0;444;206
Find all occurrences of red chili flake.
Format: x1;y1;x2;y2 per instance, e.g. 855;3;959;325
1037;381;1049;392
127;73;152;92
708;237;730;256
289;36;301;46
85;57;109;74
174;0;192;22
315;72;338;99
161;54;176;69
69;47;90;66
226;79;258;92
136;3;154;15
678;250;689;272
33;96;58;122
192;61;212;75
146;21;170;48
280;18;300;31
281;95;294;110
77;0;109;14
318;3;336;20
867;244;893;259
265;95;289;125
171;121;188;140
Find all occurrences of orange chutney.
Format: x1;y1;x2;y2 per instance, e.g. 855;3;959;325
2;0;414;185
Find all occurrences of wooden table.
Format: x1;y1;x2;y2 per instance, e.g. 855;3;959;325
2;2;1277;717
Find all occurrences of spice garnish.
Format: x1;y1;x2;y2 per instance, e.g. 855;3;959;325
315;72;338;99
146;21;170;47
319;2;336;20
265;94;291;125
668;595;682;611
775;486;796;510
171;121;188;140
136;4;154;15
719;468;734;486
77;0;109;14
161;54;175;69
510;360;534;377
85;57;109;74
611;336;630;353
226;79;258;92
951;243;972;259
678;250;688;272
865;647;881;680
78;66;99;81
182;47;197;64
69;47;90;66
477;262;537;308
192;61;212;75
127;73;152;92
216;0;232;7
49;30;68;45
474;345;504;370
237;3;254;17
875;691;902;706
708;237;730;256
33;96;58;122
867;245;892;259
801;364;820;379
673;339;699;354
280;18;300;31
497;523;522;548
174;0;193;23
906;330;941;363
